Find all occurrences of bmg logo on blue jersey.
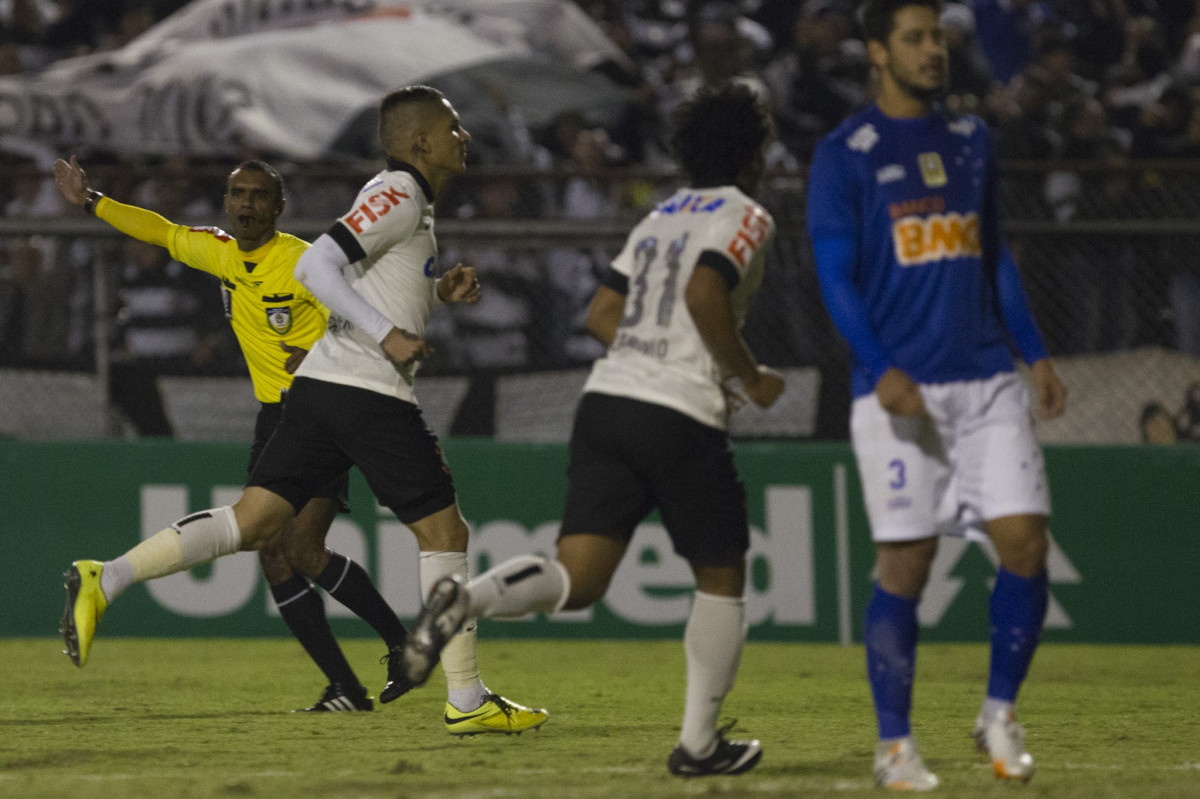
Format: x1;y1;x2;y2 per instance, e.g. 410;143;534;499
892;211;981;266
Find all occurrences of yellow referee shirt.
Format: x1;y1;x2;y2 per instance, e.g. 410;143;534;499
97;197;328;403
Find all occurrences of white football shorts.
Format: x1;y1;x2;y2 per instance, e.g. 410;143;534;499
850;370;1051;542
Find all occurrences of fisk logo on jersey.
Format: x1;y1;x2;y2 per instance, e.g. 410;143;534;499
344;187;410;233
726;205;771;268
892;211;981;266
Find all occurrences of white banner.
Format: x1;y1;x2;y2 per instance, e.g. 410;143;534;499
0;1;631;159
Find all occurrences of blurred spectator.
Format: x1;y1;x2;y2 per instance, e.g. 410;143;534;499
99;1;155;51
110;237;228;375
1176;381;1200;438
1168;246;1200;357
763;0;868;160
1;137;64;218
1042;98;1145;353
436;179;541;370
1130;82;1200;158
0;235;74;365
129;155;220;223
1025;25;1098;129
971;0;1053;85
1140;400;1180;443
0;0;59;73
100;235;231;435
1103;16;1173;133
657;2;773;128
940;3;997;114
1057;0;1127;81
991;74;1060;159
545;120;626;365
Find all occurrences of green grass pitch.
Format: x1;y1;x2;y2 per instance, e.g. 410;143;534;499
0;638;1196;798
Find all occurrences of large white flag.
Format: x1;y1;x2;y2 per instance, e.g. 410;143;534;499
0;0;632;159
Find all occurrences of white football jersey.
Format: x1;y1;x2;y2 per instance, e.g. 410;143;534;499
296;167;438;404
585;185;775;429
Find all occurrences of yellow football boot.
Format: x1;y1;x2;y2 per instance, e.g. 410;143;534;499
60;560;108;667
443;694;549;736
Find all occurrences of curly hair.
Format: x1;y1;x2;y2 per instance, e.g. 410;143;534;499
668;83;774;188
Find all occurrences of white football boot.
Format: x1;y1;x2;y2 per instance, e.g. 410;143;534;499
873;736;940;791
974;710;1035;781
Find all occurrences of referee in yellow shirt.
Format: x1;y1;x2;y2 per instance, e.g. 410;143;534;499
55;156;411;712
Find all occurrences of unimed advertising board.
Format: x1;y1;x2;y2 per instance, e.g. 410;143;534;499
2;440;1196;644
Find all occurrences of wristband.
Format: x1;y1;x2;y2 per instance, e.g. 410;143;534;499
83;190;104;216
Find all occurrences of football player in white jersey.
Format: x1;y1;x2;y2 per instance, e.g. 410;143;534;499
55;155;412;714
61;85;548;736
398;84;785;777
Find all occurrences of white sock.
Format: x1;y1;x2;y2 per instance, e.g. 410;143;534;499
419;550;487;710
107;507;241;600
466;554;570;619
981;697;1014;723
678;591;746;758
99;556;136;603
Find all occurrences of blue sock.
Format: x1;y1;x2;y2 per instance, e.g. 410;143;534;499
864;584;919;739
987;568;1048;702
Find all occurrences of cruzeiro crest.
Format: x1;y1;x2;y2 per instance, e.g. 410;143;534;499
265;306;293;335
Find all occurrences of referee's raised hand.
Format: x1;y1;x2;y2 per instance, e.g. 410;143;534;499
53;156;90;206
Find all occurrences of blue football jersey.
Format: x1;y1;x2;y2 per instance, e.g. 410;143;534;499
808;105;1016;398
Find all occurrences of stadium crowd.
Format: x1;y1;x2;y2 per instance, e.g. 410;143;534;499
3;0;1200;429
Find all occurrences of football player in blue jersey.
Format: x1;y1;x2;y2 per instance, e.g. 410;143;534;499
807;0;1068;789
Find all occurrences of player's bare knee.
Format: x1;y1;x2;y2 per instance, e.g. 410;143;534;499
257;537;293;585
563;581;605;611
988;515;1049;576
998;531;1049;577
691;559;746;598
559;561;606;610
409;503;470;552
281;532;329;578
233;489;294;548
875;538;937;598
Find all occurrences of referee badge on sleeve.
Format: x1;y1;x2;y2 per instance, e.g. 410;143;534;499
266;306;293;334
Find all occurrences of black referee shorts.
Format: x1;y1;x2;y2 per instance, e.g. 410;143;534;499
251;401;349;512
560;392;749;564
248;377;456;524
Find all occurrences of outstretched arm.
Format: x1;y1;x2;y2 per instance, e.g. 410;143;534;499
54;156;174;248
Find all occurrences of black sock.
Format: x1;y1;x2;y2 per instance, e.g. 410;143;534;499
315;553;408;649
271;575;359;688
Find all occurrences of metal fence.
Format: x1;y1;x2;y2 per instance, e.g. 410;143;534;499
2;161;1200;444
